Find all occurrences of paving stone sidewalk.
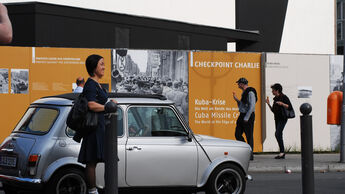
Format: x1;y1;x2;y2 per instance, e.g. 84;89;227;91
249;153;345;173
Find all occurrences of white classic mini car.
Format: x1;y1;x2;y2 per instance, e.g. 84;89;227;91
0;93;252;194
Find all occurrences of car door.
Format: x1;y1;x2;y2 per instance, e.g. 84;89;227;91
125;105;198;187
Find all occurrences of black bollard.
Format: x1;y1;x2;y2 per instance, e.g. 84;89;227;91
104;101;118;194
300;103;314;194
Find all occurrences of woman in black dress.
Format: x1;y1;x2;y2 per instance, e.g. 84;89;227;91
78;54;114;194
266;83;293;159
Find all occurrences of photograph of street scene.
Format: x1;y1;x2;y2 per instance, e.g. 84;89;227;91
330;56;343;151
0;69;8;94
11;69;29;94
111;49;189;121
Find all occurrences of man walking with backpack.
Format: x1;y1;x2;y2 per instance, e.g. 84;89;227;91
233;77;257;160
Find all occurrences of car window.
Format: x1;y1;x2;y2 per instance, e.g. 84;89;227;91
13;107;59;134
128;106;187;137
66;107;124;137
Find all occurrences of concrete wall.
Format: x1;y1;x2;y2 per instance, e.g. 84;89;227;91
279;0;335;54
264;53;331;152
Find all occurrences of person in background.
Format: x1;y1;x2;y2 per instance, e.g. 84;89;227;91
266;83;293;159
233;77;257;160
77;54;116;194
73;77;85;93
162;81;173;97
171;81;186;114
0;3;12;44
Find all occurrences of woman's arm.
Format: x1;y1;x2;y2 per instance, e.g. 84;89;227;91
88;101;105;112
284;95;293;110
88;99;117;112
276;101;289;109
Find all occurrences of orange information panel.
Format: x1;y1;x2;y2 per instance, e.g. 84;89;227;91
0;46;31;142
189;52;262;152
0;46;111;142
30;47;111;101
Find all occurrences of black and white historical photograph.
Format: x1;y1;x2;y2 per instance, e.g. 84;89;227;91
297;86;312;98
0;68;9;94
111;49;189;121
330;55;343;92
11;69;29;94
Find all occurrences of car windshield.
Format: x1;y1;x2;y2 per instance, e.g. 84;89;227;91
13;107;59;134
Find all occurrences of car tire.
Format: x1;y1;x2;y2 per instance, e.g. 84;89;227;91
205;163;246;194
45;168;87;194
2;183;18;194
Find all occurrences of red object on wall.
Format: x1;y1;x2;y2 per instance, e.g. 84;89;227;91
327;91;343;125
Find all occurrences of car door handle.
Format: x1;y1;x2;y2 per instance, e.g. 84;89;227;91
126;146;142;151
133;146;142;150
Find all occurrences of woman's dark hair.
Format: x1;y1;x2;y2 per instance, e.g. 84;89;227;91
85;54;103;77
271;83;283;93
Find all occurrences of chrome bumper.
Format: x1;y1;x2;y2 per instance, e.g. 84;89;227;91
0;174;41;184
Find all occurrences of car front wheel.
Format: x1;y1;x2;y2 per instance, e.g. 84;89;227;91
46;168;87;194
206;163;246;194
2;183;18;194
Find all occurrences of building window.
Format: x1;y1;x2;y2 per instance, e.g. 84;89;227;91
338;1;345;41
338;2;341;20
337;1;345;54
338;22;342;41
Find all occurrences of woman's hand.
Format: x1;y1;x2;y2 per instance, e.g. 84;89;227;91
266;97;273;112
266;97;270;104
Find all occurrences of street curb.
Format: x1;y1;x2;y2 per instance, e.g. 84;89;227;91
249;164;345;173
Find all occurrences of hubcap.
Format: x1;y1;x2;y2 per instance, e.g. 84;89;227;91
214;169;242;194
56;173;87;194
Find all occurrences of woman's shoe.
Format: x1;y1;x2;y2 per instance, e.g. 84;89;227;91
274;153;285;159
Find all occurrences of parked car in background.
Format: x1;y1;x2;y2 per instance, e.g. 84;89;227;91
0;93;252;194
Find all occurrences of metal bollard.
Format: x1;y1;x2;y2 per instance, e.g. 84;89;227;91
104;101;118;194
300;103;314;194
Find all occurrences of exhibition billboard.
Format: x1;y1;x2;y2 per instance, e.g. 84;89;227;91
189;52;262;152
0;47;263;151
0;46;111;141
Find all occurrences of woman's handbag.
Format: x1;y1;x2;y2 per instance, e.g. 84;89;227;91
83;111;98;130
284;107;295;119
66;93;98;132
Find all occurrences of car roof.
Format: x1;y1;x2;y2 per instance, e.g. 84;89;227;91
32;93;174;106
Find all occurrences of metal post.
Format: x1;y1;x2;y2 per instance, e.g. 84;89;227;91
300;103;314;194
104;101;118;194
341;42;345;162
